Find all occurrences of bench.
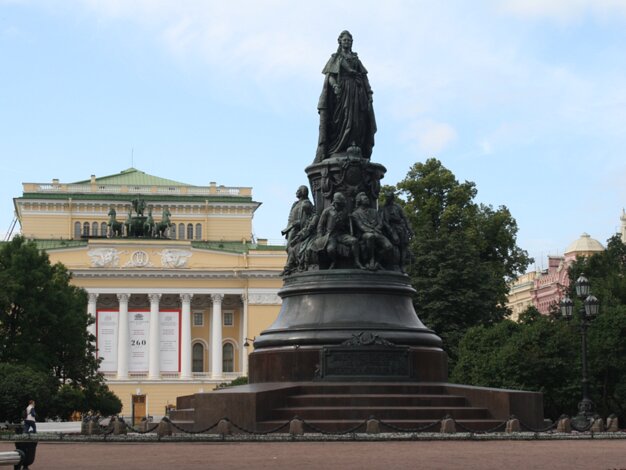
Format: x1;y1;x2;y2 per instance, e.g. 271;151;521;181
0;450;24;467
0;443;37;469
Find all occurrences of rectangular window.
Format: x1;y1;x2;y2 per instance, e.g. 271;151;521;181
223;311;234;327
193;311;204;326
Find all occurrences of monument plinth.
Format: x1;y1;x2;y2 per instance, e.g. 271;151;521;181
250;269;447;382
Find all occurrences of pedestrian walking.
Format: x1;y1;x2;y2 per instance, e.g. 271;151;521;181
23;400;37;433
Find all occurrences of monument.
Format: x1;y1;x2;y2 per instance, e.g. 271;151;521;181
250;29;446;383
172;32;543;432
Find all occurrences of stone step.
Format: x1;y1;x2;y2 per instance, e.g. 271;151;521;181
286;394;467;407
270;406;491;420
175;395;195;410
292;384;448;395
168;409;195;421
256;418;505;433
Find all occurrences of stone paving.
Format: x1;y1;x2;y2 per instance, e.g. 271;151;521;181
2;439;626;469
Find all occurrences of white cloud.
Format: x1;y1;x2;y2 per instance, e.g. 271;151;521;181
20;1;626;159
499;0;626;22
404;119;457;154
479;139;493;155
2;25;20;37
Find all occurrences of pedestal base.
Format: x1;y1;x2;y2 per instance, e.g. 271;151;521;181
249;345;448;383
253;269;443;349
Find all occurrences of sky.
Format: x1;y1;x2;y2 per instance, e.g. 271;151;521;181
2;0;626;272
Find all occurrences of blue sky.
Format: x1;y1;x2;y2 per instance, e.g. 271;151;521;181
2;0;626;272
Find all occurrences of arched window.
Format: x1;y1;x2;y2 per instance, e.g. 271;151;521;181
92;222;99;237
178;223;185;240
101;222;108;237
192;343;204;373
74;222;81;239
195;223;202;240
222;343;234;373
187;223;194;240
82;222;90;237
169;225;176;239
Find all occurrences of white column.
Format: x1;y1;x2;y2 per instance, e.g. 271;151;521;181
211;293;224;380
241;293;249;376
180;293;193;380
148;293;161;380
117;293;129;379
87;292;98;344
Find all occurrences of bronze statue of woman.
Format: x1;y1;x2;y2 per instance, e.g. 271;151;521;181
315;30;377;163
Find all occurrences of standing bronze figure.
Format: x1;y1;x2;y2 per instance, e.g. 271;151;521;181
281;186;314;275
315;30;377;163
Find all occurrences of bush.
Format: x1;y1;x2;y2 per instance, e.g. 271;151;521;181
85;382;122;417
0;364;56;422
51;385;87;420
215;376;248;389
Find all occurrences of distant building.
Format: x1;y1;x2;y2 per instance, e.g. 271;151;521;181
507;271;537;321
13;168;286;421
507;233;604;319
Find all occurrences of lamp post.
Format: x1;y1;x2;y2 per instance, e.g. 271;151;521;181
560;273;600;428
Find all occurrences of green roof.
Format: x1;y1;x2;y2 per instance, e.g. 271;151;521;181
73;168;189;187
20;193;254;203
9;238;283;254
192;241;285;253
32;239;88;250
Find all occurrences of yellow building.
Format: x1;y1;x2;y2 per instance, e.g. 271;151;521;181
506;271;538;321
13;168;285;420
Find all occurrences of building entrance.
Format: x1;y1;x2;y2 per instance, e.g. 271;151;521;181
132;394;146;426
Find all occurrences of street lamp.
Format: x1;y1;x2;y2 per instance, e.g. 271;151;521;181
560;273;600;428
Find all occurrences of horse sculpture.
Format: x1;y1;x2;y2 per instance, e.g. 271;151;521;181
144;208;155;238
155;208;174;238
124;211;133;237
107;207;123;237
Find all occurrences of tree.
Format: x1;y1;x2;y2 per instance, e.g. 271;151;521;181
0;236;120;419
451;308;580;420
395;159;531;362
0;364;56;422
566;235;626;420
452;237;626;422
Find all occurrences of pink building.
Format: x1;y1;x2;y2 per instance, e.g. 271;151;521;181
507;233;604;317
532;255;569;315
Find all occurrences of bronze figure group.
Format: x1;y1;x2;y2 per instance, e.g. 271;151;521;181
281;188;412;275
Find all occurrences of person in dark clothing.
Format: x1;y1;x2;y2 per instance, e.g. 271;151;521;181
24;400;37;433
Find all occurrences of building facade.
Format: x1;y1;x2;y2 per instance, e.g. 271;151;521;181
13;168;285;420
507;233;604;319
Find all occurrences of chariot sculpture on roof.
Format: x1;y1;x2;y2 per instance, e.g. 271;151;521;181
107;199;174;239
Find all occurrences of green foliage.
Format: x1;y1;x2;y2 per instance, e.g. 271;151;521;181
0;236;120;419
451;308;580;419
84;382;123;417
396;159;531;362
0;364;56;422
453;237;626;421
52;385;88;420
0;236;98;382
215;376;249;389
567;235;626;420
